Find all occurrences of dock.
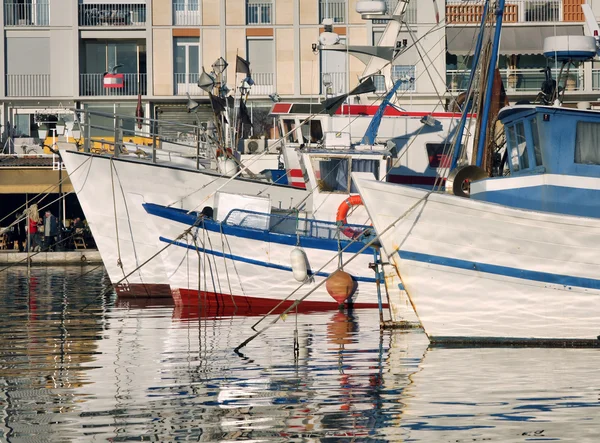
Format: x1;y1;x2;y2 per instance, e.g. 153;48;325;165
0;250;102;265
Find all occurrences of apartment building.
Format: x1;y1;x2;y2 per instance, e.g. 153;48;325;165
0;0;597;145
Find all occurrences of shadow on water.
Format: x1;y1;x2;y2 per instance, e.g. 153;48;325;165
0;267;599;441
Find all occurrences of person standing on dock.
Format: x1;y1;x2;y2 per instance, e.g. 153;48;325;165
43;210;58;252
26;206;40;252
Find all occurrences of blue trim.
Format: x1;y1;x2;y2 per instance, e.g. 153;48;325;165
542;50;595;62
398;250;600;290
160;236;377;283
144;203;373;255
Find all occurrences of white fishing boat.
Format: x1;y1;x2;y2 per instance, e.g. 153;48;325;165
354;9;600;344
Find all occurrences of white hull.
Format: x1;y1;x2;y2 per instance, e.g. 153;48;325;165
61;150;308;296
145;205;384;311
355;176;600;343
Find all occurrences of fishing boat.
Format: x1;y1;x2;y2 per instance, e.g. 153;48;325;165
143;143;393;311
354;4;600;344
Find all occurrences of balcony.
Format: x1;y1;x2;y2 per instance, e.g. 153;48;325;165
320;1;345;23
79;4;147;27
251;72;275;95
446;0;580;24
6;74;50;96
173;0;200;25
174;73;204;96
247;1;272;25
80;73;147;96
447;68;583;92
4;2;49;26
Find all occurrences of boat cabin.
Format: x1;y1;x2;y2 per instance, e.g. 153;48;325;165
471;104;600;218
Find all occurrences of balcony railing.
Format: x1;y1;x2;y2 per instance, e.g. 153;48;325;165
173;0;201;25
590;69;600;90
247;2;272;24
79;4;147;26
4;2;49;26
174;73;204;96
320;1;345;23
447;68;583;92
373;0;417;24
80;73;147;96
6;74;50;96
447;0;572;24
250;72;275;95
322;72;347;95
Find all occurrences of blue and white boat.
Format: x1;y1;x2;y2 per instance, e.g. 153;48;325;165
353;5;600;344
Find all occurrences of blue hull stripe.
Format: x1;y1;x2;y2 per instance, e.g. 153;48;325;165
398;250;600;290
161;236;378;284
144;203;372;255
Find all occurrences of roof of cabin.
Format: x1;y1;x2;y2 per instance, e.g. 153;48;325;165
498;104;600;123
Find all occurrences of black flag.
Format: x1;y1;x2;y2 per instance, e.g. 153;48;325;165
235;55;251;75
321;93;349;116
349;77;377;96
239;101;252;125
209;93;227;114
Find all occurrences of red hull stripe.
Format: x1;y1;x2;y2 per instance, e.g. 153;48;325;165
291;182;307;189
271;102;475;118
174;288;385;315
288;169;304;177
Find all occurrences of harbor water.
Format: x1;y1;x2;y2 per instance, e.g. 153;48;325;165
1;266;599;442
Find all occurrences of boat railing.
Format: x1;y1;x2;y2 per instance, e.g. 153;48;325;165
222;209;369;241
72;109;217;169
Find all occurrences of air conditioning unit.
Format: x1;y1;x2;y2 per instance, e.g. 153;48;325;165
243;138;266;155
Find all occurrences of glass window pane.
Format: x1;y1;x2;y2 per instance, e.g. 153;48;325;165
575;121;600;165
174;45;186;74
515;121;529;169
188;45;199;74
530;118;542;166
188;0;199;11
314;158;349;192
15;114;31;137
107;44;117;72
507;125;520;172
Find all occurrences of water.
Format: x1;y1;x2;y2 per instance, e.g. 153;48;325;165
1;266;599;442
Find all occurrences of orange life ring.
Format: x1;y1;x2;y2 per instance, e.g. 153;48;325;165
336;195;365;240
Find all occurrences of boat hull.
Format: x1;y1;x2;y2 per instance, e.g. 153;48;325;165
144;203;384;312
355;176;600;343
61;150;308;297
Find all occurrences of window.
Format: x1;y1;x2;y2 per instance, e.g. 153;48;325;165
425;144;452;168
350;159;379;192
575;121;600;165
530;118;542;166
174;37;200;85
246;0;272;25
247;38;274;94
515;121;529;169
391;65;416;92
173;0;200;26
312;157;350;192
282;119;298;143
506;125;520;172
319;0;345;23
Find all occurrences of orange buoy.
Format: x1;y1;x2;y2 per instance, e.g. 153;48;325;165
326;269;356;304
335;195;365;239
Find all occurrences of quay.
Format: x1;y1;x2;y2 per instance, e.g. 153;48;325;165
0;250;102;265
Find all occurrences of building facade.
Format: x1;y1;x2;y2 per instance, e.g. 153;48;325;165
0;0;597;146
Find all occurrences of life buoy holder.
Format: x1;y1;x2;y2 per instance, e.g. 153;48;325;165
336;195;365;240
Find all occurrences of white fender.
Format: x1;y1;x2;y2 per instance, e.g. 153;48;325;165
290;247;308;282
218;158;239;177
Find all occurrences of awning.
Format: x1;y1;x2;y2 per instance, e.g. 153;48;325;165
447;25;584;55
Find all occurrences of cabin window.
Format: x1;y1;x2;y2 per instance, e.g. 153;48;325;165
425;143;452;168
506;125;520;172
300;120;324;144
282;119;298;143
515;122;529;169
575;121;600;165
350;159;380;192
312;157;350;192
530;118;542;166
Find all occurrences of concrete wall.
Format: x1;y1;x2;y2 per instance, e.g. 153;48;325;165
299;0;318;25
225;28;246;82
50;30;75;97
225;0;245;26
299;28;319;95
50;0;75;27
153;28;173;95
275;28;294;95
202;29;221;73
202;0;220;26
152;0;171;26
347;26;367;91
275;0;294;25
